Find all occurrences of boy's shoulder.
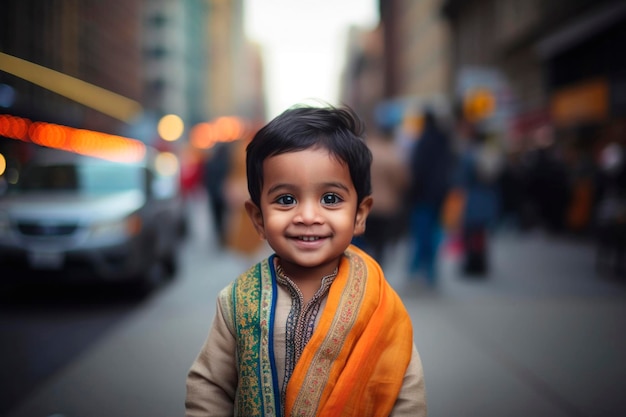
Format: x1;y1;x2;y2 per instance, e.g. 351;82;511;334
218;256;274;300
217;256;275;334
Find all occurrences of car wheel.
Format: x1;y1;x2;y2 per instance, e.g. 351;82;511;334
131;260;166;298
163;249;178;278
178;216;189;239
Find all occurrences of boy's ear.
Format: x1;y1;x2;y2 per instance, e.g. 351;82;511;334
354;196;373;236
245;199;266;240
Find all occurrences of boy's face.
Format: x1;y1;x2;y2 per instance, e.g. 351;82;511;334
245;147;372;278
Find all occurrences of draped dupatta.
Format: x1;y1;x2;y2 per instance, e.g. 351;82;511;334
229;245;413;417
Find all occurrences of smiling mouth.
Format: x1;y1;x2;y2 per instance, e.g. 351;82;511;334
296;236;323;242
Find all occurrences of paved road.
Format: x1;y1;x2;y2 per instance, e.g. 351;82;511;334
0;285;141;416
5;195;626;417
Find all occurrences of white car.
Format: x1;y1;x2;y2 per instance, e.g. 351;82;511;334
0;147;186;294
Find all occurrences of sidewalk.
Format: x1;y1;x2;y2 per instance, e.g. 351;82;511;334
6;225;626;417
390;231;626;417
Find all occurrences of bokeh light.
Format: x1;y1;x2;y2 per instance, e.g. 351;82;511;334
0;114;146;163
155;151;179;177
157;114;184;142
0;153;6;176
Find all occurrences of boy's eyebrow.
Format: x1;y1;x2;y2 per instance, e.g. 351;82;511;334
266;183;292;195
266;181;351;195
324;181;351;193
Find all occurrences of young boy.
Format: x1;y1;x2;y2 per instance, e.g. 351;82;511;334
186;105;427;417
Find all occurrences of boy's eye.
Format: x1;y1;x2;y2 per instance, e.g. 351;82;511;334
321;193;342;205
275;195;296;205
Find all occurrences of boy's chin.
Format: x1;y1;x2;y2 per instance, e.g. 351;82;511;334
277;251;343;268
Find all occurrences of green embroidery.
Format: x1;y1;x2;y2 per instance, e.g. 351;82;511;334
231;259;278;417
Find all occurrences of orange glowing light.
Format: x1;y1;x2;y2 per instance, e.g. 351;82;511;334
464;88;496;122
0;115;28;140
190;122;215;149
0;153;6;176
0;114;146;162
214;116;243;141
189;116;251;149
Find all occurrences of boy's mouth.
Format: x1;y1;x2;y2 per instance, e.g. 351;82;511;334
297;236;321;242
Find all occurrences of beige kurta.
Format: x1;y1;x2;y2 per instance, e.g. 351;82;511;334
186;271;427;417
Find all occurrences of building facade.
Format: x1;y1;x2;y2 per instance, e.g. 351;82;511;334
341;0;452;134
0;0;144;135
442;0;626;146
0;0;266;149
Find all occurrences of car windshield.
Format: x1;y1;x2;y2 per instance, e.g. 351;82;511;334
11;162;145;195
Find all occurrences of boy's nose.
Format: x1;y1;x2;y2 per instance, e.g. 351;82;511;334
294;200;322;224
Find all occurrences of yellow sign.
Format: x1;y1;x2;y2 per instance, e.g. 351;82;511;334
464;88;496;122
551;78;608;125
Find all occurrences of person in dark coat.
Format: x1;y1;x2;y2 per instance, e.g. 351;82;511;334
407;109;453;284
456;124;503;276
203;141;232;249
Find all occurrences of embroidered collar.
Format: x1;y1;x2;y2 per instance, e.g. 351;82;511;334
274;261;339;304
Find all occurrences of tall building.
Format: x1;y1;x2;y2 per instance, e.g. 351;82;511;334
0;0;144;135
206;0;265;121
341;0;452;134
0;1;266;147
380;0;451;102
341;25;386;129
144;0;206;124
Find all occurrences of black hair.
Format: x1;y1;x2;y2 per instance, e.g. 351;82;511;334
246;104;372;207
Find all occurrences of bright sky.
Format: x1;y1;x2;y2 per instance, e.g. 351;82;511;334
244;0;379;119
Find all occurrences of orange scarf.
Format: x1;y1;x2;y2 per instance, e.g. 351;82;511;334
285;245;413;416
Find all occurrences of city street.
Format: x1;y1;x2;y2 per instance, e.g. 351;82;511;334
4;193;626;417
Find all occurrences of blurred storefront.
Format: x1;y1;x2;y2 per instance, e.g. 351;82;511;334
441;0;626;137
541;1;626;144
439;0;626;232
340;0;626;234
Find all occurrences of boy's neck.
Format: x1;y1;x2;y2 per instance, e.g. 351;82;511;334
274;258;339;303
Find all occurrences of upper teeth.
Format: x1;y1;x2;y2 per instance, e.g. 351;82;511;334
300;236;319;241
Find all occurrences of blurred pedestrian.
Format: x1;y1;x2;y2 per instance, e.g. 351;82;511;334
594;123;626;277
361;126;409;266
456;122;502;276
407;109;453;285
497;149;525;233
203;141;232;249
222;136;266;257
525;126;570;233
186;104;426;417
180;145;204;199
565;142;596;234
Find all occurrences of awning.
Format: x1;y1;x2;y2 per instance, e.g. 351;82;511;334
536;1;626;58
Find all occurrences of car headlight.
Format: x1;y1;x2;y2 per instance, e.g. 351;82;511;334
90;214;142;239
